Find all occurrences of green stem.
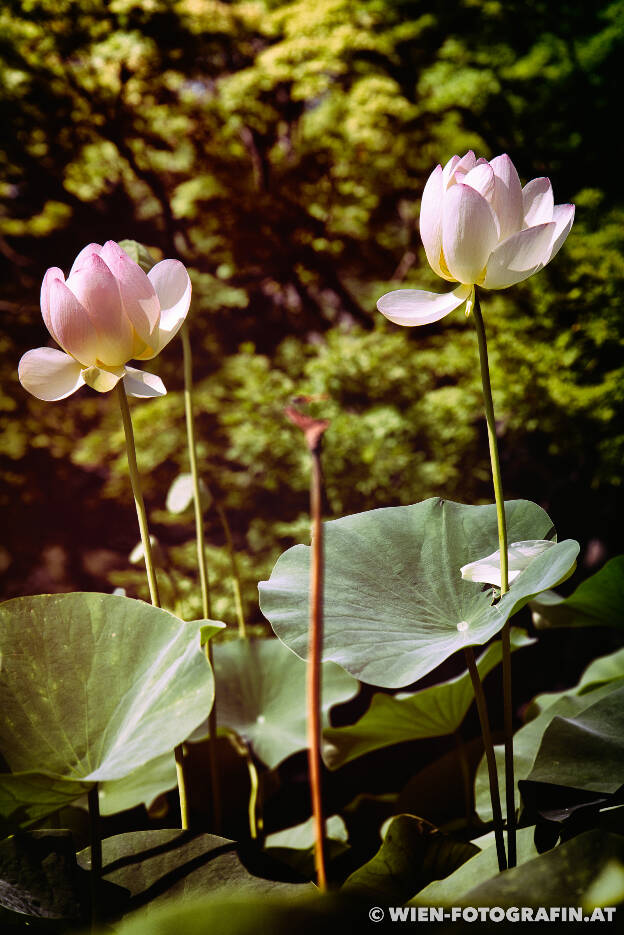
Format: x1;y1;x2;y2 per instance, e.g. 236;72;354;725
117;382;191;830
471;290;516;867
464;647;507;871
174;743;190;829
116;382;161;607
181;323;221;834
88;784;102;929
471;291;509;592
216;503;247;639
204;640;222;835
181;324;212;620
308;445;327;890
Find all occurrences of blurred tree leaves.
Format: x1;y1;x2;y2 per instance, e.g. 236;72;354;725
1;0;622;616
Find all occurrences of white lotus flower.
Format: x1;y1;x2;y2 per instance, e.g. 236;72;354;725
377;152;575;326
460;540;557;588
18;240;191;400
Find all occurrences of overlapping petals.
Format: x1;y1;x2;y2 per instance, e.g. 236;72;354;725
378;151;574;327
19;241;191;401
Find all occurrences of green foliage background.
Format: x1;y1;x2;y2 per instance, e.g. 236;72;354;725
1;0;622;625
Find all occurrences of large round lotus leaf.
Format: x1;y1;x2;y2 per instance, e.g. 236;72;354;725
0;593;214;783
206;638;359;769
100;636;353;812
259;499;578;688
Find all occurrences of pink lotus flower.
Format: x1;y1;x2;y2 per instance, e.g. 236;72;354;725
18;241;191;400
377;152;574;326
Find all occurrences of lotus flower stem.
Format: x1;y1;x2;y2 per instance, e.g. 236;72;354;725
181;324;213;619
215;502;247;639
471;291;516;866
180;322;221;833
117;383;161;607
117;382;193;829
464;647;507;871
308;442;328;889
471;292;509;591
88;783;102;928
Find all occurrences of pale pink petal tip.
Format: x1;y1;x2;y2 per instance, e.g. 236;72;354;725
522;177;554;226
545;204;575;263
40;267;65;341
68;243;103;278
146;259;192;354
100;241;160;343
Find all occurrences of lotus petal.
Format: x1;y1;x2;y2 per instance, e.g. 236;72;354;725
443;184;499;284
483;222;555;289
82;365;125;393
420;165;452;280
123;366;167;398
18;347;85;401
461;540;558;588
377;283;472;326
462;163;495;202
67;254;134;367
445;151;476;187
143;259;192;356
522;178;554;226
68;243;102;278
100;241;160;344
543;204;575;264
48;278;100;366
40;267;65;345
490;154;524;240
